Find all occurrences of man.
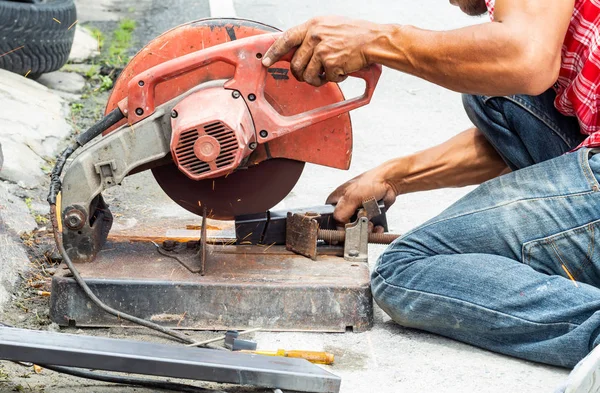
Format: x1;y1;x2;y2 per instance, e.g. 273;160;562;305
262;1;600;392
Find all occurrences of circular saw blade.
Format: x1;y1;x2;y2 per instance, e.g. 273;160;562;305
104;18;351;219
152;159;304;219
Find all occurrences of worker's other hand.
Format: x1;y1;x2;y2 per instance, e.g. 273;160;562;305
326;167;397;224
262;16;379;87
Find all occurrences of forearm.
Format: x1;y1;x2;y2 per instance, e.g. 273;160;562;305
380;127;508;195
366;23;558;96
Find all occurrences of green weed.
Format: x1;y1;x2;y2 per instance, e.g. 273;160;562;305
24;198;32;211
70;102;84;115
88;27;105;51
106;19;136;67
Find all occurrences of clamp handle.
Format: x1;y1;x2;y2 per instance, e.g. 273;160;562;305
124;33;381;140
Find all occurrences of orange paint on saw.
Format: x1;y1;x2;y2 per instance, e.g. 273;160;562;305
104;18;353;170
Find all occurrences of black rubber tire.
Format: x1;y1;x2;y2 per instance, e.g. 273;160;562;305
0;0;77;76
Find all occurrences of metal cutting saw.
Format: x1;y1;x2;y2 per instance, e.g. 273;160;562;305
48;18;391;333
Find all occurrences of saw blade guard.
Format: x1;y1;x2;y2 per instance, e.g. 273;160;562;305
57;19;382;262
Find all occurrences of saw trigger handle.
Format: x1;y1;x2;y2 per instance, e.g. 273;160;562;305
248;53;382;143
124;33;381;139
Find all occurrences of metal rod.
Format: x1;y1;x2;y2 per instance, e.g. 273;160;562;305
201;205;207;275
318;229;399;244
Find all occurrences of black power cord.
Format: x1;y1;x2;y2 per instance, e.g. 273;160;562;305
47;108;195;345
40;110;238;391
42;365;226;393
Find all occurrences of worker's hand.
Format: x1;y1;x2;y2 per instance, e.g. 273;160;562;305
262;16;380;87
326;167;397;224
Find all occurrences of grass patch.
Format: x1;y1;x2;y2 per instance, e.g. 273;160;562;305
23;198;48;225
34;215;48;225
66;18;137;135
88;27;105;52
81;19;136;92
24;198;33;211
0;365;9;382
70;102;84;116
106;18;136;68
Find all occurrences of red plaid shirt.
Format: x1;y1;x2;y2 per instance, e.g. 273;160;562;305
486;0;600;150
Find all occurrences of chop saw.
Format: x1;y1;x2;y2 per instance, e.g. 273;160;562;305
48;18;392;332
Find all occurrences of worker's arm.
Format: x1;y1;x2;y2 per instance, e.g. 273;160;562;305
326;127;508;223
263;0;574;95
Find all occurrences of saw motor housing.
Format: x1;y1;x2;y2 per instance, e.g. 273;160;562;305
170;88;256;180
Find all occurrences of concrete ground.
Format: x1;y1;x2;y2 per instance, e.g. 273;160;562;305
0;0;570;392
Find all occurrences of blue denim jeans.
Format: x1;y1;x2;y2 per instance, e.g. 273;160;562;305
372;89;600;368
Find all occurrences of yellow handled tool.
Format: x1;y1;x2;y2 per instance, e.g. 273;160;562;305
241;349;334;365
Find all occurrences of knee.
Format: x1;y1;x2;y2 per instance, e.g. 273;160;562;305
370;238;425;307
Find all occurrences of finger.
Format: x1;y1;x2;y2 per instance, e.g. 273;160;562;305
326;185;346;204
263;24;307;67
333;197;361;224
382;189;397;209
303;54;327;87
336;75;349;83
290;43;315;82
373;225;385;234
368;221;374;232
324;66;346;83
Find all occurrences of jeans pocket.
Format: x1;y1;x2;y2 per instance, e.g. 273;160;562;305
522;219;600;286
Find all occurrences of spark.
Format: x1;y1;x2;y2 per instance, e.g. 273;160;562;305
24;69;31;78
177;311;187;327
212;180;215;191
53;18;61;24
263;242;276;253
237;198;241;202
561;264;579;287
242;232;253;240
67;19;78;30
0;45;24;58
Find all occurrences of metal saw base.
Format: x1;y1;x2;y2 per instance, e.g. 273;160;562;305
49;242;373;332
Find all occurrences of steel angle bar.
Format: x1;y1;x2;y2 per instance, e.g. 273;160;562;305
0;327;341;393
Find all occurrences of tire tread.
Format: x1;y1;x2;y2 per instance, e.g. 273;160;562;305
0;0;77;75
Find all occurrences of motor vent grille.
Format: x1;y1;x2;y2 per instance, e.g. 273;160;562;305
174;121;239;177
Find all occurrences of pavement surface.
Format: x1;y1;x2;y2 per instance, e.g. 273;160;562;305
0;0;572;392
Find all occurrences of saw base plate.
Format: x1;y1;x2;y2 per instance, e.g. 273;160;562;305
49;241;373;332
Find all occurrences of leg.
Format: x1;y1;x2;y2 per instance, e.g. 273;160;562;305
373;149;600;367
463;89;584;170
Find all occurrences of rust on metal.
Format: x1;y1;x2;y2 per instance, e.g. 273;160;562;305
49;241;373;332
286;213;320;260
285;208;400;260
318;229;399;245
361;197;382;220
